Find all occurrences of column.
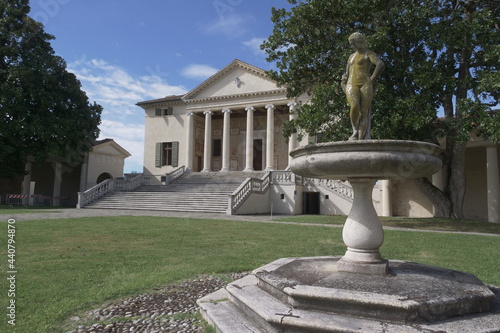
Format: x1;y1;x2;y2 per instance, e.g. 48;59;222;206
186;112;195;170
22;162;32;206
381;180;392;217
221;109;231;172
202;110;213;172
266;104;275;170
244;106;255;171
288;102;298;165
79;153;89;192
52;162;62;206
486;146;500;223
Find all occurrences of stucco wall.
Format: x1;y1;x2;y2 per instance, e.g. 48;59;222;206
143;104;188;183
463;147;489;220
392;179;434;217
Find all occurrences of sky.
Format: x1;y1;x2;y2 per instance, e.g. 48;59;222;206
27;0;293;173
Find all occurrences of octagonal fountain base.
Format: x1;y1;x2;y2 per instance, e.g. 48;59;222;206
198;257;500;333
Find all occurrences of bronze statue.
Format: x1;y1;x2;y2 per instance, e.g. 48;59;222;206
341;32;385;140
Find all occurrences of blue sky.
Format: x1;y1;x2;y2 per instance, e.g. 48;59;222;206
28;0;292;173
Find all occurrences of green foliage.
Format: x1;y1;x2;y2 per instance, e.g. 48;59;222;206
0;0;102;176
263;0;499;143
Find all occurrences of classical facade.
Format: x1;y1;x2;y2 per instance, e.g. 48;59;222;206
138;59;499;222
138;60;306;178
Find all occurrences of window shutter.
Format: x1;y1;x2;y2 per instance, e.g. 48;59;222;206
171;142;179;167
155;108;162;116
155;143;162;168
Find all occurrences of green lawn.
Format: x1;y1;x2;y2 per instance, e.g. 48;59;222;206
0;216;499;333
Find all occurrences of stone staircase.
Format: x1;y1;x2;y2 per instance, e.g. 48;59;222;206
84;172;265;213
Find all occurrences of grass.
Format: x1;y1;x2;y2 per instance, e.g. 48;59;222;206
276;215;500;234
0;215;499;333
0;205;67;214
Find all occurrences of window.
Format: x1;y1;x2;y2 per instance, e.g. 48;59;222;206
155;142;179;167
163;142;173;166
155;107;174;116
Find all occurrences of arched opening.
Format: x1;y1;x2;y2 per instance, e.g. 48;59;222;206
96;172;113;184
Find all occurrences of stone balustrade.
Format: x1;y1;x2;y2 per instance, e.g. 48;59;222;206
228;172;270;214
77;174;144;208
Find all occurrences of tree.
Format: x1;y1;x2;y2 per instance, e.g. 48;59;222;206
0;0;102;177
262;0;499;219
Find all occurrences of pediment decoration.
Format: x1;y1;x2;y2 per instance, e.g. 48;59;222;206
183;59;286;103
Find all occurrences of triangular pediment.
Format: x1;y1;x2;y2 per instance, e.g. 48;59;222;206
93;140;131;158
183;59;285;102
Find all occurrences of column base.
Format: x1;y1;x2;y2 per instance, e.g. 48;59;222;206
201;168;211;173
220;168;229;172
244;167;254;172
337;258;389;276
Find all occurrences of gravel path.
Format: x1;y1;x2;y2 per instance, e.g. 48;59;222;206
65;272;249;333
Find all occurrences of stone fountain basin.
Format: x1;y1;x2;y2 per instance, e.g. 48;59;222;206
289;140;443;180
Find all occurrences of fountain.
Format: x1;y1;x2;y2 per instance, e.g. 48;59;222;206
198;33;499;332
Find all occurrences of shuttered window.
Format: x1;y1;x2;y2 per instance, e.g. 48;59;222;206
155;142;179;168
171;141;179;167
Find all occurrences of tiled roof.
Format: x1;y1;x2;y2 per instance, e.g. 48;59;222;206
93;138;114;146
136;94;185;106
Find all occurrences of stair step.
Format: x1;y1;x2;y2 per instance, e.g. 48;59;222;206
84;171;267;213
203;274;423;333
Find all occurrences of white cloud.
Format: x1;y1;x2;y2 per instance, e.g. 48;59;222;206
243;38;266;57
181;64;219;80
98;120;145;173
68;57;189;173
203;13;254;39
69;58;187;102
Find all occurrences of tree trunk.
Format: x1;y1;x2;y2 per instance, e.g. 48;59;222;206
445;141;467;219
414;177;452;218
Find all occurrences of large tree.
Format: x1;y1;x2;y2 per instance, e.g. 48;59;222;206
262;0;499;219
0;0;102;177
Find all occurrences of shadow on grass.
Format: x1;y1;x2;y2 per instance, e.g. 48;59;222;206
275;215;500;235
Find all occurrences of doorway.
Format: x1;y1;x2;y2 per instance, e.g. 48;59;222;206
303;192;320;214
253;139;263;171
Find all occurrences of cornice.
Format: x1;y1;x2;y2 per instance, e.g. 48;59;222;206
184;88;287;105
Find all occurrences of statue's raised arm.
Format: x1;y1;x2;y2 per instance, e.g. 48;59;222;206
341;32;384;141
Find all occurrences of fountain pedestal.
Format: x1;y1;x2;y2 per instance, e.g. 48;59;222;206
198;140;500;332
337;178;388;275
289;140;444;275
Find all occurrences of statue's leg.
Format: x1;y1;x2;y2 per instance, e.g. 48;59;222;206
359;83;374;140
347;87;361;141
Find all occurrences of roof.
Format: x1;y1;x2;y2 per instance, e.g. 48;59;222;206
136;94;185;106
93;139;131;157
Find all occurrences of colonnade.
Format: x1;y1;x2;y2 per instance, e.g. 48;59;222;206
185;102;299;173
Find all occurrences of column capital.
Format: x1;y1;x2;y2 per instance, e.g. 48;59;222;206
187;112;194;117
287;102;298;108
245;106;255;112
203;110;213;115
222;109;232;114
265;104;275;110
